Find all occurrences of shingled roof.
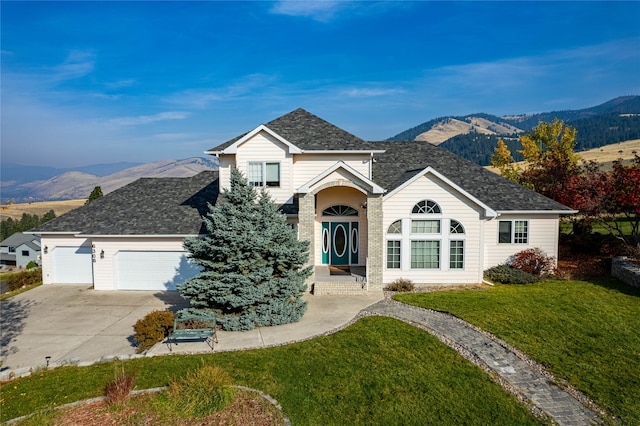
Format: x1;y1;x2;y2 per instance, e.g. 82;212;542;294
208;108;374;152
32;171;220;236
370;141;574;212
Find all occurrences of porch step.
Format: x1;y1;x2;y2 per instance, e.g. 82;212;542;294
314;280;368;295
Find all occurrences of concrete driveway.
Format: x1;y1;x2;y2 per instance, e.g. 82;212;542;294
1;285;188;372
1;285;384;374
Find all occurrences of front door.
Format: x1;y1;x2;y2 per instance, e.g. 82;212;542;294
322;221;359;266
331;222;349;265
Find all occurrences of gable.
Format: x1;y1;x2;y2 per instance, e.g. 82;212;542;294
298;161;384;195
383;170;489;219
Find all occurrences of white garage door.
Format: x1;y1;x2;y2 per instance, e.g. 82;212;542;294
115;251;201;291
52;246;94;284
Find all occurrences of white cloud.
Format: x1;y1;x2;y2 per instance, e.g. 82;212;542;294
166;74;277;109
50;50;95;81
342;87;405;97
270;0;346;21
107;111;190;126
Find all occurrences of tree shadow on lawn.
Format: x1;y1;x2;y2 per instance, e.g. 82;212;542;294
587;275;640;297
0;298;32;369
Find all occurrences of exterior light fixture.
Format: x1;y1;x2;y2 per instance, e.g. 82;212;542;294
100;250;105;259
44;246;48;254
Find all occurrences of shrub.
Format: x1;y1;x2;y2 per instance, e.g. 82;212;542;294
133;310;175;353
26;261;38;270
167;364;235;417
484;264;540;285
105;367;136;407
385;278;415;292
6;268;42;292
508;248;556;276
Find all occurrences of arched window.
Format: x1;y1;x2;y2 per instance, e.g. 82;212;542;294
388;220;402;234
450;220;465;234
322;205;358;216
412;200;441;214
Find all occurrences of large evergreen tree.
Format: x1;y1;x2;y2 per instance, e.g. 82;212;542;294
178;169;311;331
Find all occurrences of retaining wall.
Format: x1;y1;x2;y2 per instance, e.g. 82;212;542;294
611;256;640;289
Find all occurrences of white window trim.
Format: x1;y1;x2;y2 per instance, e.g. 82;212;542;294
410;240;441;270
386;240;401;270
498;219;529;244
248;161;281;187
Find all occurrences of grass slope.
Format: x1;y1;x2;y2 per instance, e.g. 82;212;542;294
396;278;640;425
1;317;542;425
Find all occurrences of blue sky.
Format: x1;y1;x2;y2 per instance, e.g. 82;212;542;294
2;1;639;168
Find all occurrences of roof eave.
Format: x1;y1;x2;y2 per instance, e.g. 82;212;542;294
496;209;578;215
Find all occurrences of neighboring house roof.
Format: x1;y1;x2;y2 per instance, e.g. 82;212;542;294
32;171;220;236
371;141;574;212
1;233;40;248
18;241;41;252
208;108;375;152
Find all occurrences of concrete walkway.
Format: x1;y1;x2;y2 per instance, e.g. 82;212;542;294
364;300;601;426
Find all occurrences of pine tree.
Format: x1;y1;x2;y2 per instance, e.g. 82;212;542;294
178;168;312;331
85;186;104;204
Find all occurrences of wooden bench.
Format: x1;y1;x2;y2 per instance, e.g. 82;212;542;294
167;315;218;351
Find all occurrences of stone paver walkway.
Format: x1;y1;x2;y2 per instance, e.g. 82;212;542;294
365;300;601;426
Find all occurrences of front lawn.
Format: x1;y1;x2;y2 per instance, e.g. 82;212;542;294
395;277;640;425
1;317;542;425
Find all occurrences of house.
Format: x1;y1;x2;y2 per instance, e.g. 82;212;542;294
0;233;41;269
32;109;575;293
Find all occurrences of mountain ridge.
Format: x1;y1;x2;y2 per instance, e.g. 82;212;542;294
388;96;640;165
1;157;218;203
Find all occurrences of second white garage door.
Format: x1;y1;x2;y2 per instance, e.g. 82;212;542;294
115;251;201;291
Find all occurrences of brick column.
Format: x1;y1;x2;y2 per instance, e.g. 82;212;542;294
298;193;315;289
366;193;383;291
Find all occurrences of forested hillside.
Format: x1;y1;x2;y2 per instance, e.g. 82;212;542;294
388;96;640;165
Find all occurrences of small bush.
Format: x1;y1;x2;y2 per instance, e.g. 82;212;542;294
105;367;136;407
26;261;38;270
484;264;540;285
508;248;556;276
385;278;415;292
133;310;175;353
6;268;42;292
167;364;235;417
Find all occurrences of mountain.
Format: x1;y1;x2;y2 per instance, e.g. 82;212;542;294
0;161;142;185
388;96;640;165
1;157;218;202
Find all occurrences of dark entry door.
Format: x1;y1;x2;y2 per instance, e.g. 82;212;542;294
331;222;349;266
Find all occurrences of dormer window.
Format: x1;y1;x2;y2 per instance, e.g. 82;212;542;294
248;162;280;187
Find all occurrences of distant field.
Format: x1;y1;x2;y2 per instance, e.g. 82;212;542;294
575;139;640;164
0;199;86;220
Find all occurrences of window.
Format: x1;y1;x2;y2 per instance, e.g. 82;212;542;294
450;220;465;234
388;220;402;234
322;205;358;216
411;220;440;234
411;241;440;269
499;220;528;244
387;241;401;269
450;241;464;269
21;250;29;256
8;246;15;253
412;200;441;214
248;162;280;187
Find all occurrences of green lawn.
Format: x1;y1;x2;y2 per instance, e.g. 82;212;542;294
396;277;640;425
1;317;543;425
560;216;635;237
